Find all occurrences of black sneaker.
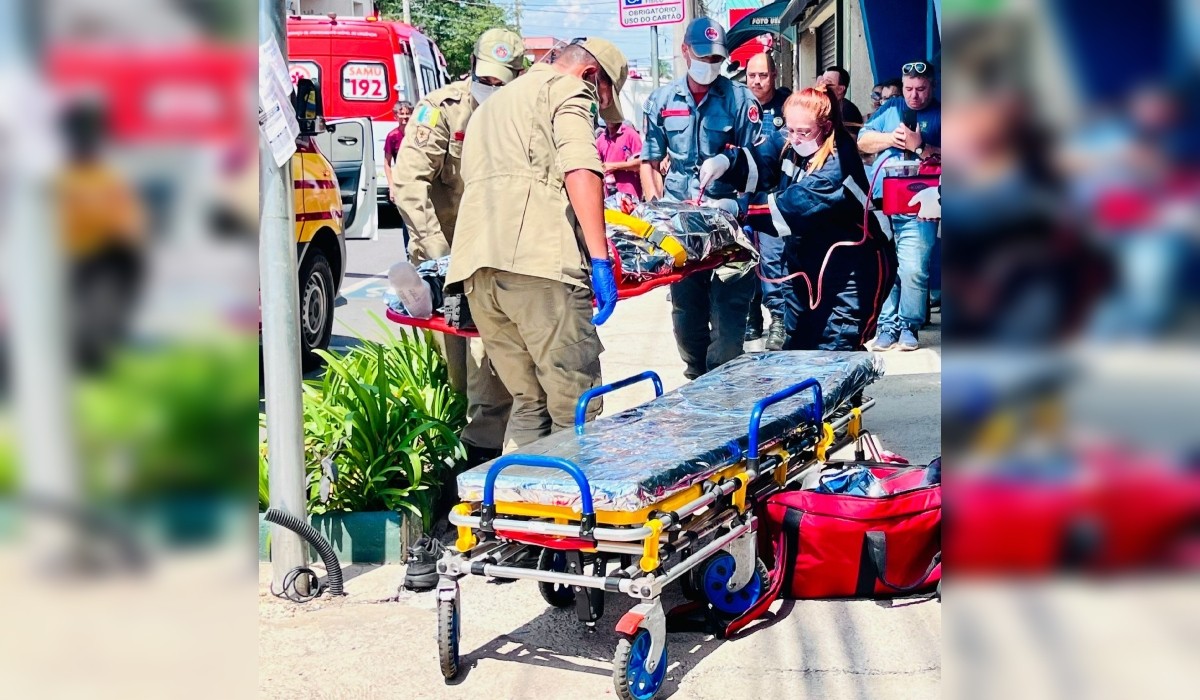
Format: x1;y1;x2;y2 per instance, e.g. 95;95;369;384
402;534;445;591
744;312;764;341
765;314;787;351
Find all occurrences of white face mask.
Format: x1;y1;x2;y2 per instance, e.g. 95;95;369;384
470;80;500;104
687;59;722;86
792;138;820;157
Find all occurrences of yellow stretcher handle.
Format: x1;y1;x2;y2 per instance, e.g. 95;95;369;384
815;422;836;462
453;504;477;553
641;519;663;572
604;210;688;267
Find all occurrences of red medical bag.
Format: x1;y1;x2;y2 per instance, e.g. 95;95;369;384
881;161;941;217
726;461;941;637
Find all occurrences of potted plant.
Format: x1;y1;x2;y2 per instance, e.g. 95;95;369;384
260;318;466;563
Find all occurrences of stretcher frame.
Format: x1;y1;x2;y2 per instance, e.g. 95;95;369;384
434;371;876;699
386;248;751;338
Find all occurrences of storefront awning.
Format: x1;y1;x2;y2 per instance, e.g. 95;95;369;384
778;0;820;31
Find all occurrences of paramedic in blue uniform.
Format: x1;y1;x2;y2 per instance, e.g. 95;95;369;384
699;86;897;350
640;18;763;381
743;51;791;349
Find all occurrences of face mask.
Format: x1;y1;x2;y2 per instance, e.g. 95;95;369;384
470;80;500;104
792;138;820;158
687;59;722;86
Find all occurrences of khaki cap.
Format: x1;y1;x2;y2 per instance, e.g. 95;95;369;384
577;37;628;123
474;28;526;84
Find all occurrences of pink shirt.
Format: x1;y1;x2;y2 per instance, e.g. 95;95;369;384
596;124;643;198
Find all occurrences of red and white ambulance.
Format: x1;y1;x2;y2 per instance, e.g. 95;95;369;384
287;13;449;235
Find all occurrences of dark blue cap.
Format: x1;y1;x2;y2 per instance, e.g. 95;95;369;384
684;18;728;59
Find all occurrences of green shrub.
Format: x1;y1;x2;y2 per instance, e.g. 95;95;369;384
260;317;466;528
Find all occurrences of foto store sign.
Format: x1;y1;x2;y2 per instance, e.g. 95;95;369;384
619;0;685;28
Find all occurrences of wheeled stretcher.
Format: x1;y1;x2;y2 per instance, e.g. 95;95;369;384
434;352;884;699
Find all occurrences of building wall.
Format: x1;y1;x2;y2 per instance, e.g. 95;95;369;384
790;0;878;119
844;0;875;117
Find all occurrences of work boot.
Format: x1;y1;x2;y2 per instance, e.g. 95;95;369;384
765;314;787;351
402;534;445;592
744;310;764;341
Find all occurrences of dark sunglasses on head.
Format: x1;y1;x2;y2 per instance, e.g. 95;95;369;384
903;62;930;76
870;91;882;100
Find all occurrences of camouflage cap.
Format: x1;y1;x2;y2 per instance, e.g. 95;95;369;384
473;28;526;85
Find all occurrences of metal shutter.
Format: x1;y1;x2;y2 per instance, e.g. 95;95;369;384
817;16;836;72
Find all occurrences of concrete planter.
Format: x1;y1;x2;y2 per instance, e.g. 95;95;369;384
258;510;422;564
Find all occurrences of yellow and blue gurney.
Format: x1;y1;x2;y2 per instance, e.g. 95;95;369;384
435;351;884;700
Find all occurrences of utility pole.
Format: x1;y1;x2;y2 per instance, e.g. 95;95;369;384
259;0;310;595
402;0;411;24
650;25;659;87
5;0;82;563
514;0;522;33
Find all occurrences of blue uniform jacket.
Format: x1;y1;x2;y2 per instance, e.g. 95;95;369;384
642;76;762;201
719;128;892;249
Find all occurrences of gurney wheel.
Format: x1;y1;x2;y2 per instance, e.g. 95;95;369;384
537;549;576;608
700;553;769;617
613;629;667;700
437;596;461;679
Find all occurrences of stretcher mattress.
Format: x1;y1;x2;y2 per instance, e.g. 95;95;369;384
457;351;884;513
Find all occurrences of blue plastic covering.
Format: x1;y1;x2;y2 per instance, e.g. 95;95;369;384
457;351;884;513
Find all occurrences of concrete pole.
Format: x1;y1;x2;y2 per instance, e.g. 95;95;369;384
259;0;310;593
650;25;660;87
4;0;81;560
402;0;411;24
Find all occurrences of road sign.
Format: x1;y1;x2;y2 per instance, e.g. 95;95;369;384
619;0;685;29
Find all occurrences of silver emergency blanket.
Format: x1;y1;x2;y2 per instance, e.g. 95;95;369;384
606;222;675;280
457;351;883;513
631;200;756;263
603;199;757;282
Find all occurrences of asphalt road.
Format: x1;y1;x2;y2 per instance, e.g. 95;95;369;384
262;225;942;699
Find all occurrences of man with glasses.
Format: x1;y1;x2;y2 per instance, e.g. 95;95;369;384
867;79;901;119
392;28;525;466
859;59;942;352
446;38;629;451
641;18;763;380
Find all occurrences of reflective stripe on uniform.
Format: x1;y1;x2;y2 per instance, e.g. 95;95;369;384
768;192;793;237
842;175;893;239
743;148;759;192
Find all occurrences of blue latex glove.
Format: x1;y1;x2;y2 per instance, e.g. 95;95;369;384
590;258;618;325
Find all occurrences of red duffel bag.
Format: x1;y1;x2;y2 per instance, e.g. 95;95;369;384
727;460;941;637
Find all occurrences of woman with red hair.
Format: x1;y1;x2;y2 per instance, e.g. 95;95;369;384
699;86;896;350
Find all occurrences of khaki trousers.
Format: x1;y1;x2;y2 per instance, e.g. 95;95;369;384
464;268;604;453
434;333;512;451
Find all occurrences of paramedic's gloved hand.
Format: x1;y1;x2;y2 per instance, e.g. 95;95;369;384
590;258;618;326
698;154;730;193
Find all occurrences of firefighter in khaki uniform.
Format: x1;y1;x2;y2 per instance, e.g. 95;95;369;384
446;39;629;451
393;28;525;465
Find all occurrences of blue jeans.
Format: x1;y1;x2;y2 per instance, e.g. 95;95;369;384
1090;232;1187;339
879;215;938;336
758;230;787;316
671;269;757;380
